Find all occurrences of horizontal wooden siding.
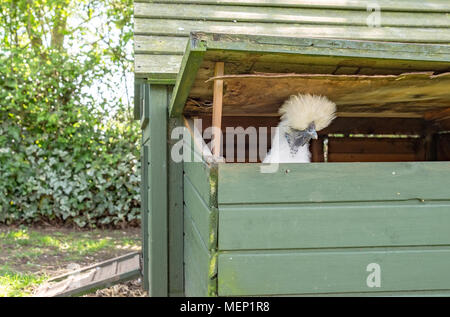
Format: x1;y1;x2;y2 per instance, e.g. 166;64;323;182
134;0;450;79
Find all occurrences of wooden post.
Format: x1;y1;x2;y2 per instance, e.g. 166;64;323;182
212;62;224;157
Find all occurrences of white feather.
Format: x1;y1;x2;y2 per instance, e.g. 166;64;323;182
263;94;336;163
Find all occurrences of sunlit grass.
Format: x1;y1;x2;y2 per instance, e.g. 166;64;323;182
0;227;140;296
0;265;47;297
0;229;140;257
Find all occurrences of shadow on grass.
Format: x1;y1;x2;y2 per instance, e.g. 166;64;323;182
0;226;141;297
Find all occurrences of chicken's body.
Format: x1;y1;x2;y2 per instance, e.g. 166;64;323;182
263;94;336;163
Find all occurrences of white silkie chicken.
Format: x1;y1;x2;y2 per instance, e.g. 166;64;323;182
263;94;336;163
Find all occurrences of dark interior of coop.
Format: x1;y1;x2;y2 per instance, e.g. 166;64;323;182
182;58;450;163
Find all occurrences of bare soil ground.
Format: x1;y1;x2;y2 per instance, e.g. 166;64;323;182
0;225;147;297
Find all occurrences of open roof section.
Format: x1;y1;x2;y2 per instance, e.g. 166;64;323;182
168;32;450;119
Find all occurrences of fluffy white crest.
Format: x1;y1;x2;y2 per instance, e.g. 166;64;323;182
279;94;336;131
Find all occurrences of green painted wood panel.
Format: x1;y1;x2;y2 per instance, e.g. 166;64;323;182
184;207;214;296
218;201;450;250
280;290;450;297
140;143;149;291
184;175;217;250
135;35;186;55
134;0;450;78
136;0;450;13
184;161;214;206
134;19;450;43
198;33;450;63
218;162;450;204
218;247;450;296
168;114;185;297
135;3;450;27
168;38;206;116
146;84;169;296
135;54;182;80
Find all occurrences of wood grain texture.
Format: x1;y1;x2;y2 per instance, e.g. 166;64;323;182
135;35;187;55
218;201;450;250
135;0;450;13
135;18;450;43
212;62;224;156
168;39;206;116
134;3;450;27
186;72;450;117
135;54;182;79
217;162;450;204
193;115;430;135
327;137;425;162
218;246;450;295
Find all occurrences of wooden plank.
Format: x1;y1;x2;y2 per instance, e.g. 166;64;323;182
147;85;169;296
328;153;419;162
35;252;141;297
194;115;428;135
437;134;450;161
167;114;185;296
286;290;450;297
135;54;182;80
135;35;186;55
184;175;217;249
134;82;142;120
218;201;450;250
135;3;450;27
327;138;423;154
197;32;450;63
140;83;149;128
184;161;213;206
310;137;324;162
135;18;450;43
140;144;149;291
218;247;450;296
212;62;224;157
217;162;450;204
135;0;450;13
168;38;206;117
184;208;214;296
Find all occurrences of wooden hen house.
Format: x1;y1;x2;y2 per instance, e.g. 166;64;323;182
134;0;450;296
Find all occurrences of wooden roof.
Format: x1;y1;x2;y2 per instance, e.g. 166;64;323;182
168;32;450;120
134;0;450;81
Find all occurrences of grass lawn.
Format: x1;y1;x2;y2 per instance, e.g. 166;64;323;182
0;225;141;297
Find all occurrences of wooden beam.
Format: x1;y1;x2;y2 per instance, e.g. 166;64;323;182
146;84;169;296
168;37;207;117
212;62;224;157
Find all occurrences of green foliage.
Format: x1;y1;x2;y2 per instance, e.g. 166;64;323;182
0;0;139;227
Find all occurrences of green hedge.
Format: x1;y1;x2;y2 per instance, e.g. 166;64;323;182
0;49;141;227
0;0;139;227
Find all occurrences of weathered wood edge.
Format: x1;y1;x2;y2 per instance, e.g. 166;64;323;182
168;32;450;117
135;0;450;13
168;36;207;117
168;112;185;295
197;32;450;63
208;162;219;296
147;85;169;296
217;161;450;204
